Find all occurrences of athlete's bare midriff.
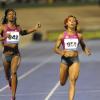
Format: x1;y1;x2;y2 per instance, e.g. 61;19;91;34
63;50;78;57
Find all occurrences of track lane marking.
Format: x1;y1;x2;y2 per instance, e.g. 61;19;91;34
45;81;60;100
0;55;54;92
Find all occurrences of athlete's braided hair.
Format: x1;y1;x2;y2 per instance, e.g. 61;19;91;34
2;8;17;25
64;15;78;31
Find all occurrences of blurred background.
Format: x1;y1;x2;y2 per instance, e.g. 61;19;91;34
0;0;100;43
0;1;100;100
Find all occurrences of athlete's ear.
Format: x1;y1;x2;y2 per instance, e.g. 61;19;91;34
64;23;68;29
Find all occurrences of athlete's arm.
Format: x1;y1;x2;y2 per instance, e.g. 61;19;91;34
20;23;41;36
78;33;91;56
0;25;9;41
78;33;86;51
54;33;65;56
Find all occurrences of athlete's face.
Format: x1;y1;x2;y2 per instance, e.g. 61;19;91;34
6;11;16;22
66;17;77;29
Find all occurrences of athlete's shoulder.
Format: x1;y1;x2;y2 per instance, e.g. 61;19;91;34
58;32;64;39
16;25;22;30
16;24;20;28
0;24;3;29
0;24;6;31
77;33;83;40
0;24;5;27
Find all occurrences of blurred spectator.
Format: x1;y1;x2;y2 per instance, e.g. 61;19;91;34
47;0;56;4
34;0;39;3
16;0;23;3
98;0;100;6
32;32;42;41
0;0;98;5
0;0;7;8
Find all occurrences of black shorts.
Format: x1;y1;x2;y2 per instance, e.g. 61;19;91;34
61;56;79;66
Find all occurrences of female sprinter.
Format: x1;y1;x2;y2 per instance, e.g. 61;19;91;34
54;15;91;100
0;8;41;100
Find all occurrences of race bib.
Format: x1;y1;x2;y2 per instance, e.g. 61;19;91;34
6;31;20;43
64;38;78;50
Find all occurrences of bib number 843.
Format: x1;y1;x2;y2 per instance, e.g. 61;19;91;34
8;34;18;40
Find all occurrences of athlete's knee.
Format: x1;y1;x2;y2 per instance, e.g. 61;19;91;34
11;71;17;76
60;82;65;86
60;75;68;86
69;77;77;85
60;80;66;86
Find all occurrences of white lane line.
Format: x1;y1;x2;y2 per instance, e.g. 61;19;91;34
1;89;100;97
45;81;60;100
0;55;54;92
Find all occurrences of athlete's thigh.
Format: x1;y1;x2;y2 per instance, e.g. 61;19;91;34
2;54;10;71
11;55;21;73
69;62;80;80
60;63;68;80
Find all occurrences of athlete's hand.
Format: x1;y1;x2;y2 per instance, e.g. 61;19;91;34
7;34;11;39
3;34;10;40
34;22;41;30
84;48;91;56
